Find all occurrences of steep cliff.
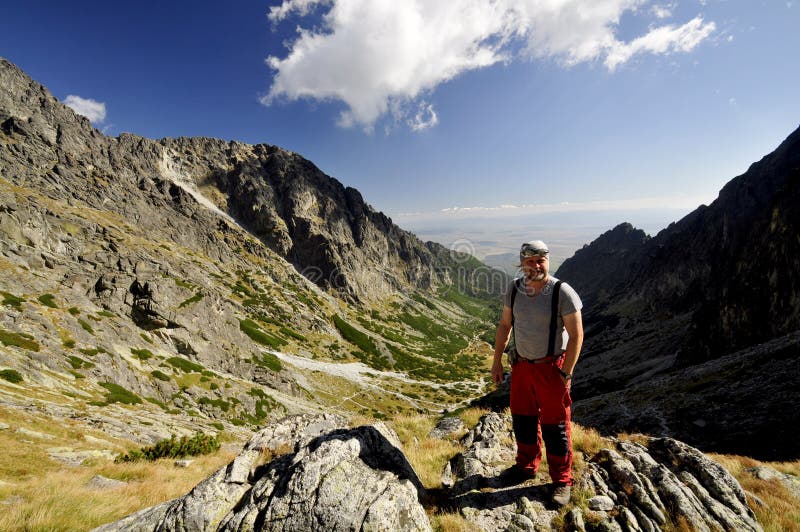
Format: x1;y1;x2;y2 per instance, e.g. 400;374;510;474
554;125;800;459
0;57;502;447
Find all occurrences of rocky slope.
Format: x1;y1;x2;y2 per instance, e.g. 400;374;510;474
97;412;765;531
0;56;503;451
554;125;800;460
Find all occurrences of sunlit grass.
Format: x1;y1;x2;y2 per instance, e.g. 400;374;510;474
0;451;235;531
707;453;800;532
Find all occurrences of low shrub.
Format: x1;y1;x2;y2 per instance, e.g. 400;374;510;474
78;319;95;335
98;382;142;405
151;370;171;381
332;315;378;356
166;357;204;373
97;310;116;318
197;396;230;412
62;339;76;348
140;333;153;344
239;319;287;348
1;291;25;309
179;292;204;308
67;307;80;315
0;369;23;384
115;432;220;462
252;352;282;372
78;347;107;356
279;326;306;341
0;329;40;352
131;348;154;361
37;294;58;308
66;356;94;370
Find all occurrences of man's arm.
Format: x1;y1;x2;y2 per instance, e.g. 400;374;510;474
560;310;583;385
492;306;513;384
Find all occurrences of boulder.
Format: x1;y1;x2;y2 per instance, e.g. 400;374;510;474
93;414;431;531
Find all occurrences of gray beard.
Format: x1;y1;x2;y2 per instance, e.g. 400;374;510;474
526;271;546;282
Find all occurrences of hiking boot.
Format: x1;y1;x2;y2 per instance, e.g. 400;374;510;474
498;465;536;486
551;484;571;506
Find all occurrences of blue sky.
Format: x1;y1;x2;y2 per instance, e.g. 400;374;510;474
2;0;799;255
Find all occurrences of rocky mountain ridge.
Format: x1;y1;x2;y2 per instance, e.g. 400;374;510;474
0;56;501;451
555;125;800;460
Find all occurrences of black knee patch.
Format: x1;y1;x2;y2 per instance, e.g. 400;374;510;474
541;423;569;456
512;414;538;445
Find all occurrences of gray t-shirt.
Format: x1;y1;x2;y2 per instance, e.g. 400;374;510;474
502;276;582;360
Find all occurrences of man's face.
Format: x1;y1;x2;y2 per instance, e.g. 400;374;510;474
521;255;549;282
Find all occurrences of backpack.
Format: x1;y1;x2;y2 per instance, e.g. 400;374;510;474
508;277;562;364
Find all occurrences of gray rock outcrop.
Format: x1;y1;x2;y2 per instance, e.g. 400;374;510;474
440;412;761;532
94;414;431;531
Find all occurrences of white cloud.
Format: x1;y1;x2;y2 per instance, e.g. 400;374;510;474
264;0;716;130
651;3;675;18
394;195;708;221
604;16;716;70
64;95;107;124
407;102;438;131
268;0;331;23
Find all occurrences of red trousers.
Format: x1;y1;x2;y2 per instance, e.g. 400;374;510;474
509;355;573;485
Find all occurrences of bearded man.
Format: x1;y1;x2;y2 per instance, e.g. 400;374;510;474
491;240;584;507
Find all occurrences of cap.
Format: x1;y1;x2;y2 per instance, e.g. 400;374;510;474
520;240;549;261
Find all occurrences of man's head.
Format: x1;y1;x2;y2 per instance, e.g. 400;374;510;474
519;240;549;282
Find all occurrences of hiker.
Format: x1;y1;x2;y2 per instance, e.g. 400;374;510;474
491;240;584;507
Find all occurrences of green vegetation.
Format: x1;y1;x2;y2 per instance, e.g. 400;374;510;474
150;370;171;381
97;310;116;318
239;319;287;348
115;432;220;463
1;291;25;309
0;329;40;352
333;315;378;356
78;319;95;335
131;348;154;361
140;333;153;344
252;352;282;372
279;326;306;341
411;293;437;310
197;396;230;412
66;356;94;370
173;278;194;289
166;357;204;373
79;347;107;356
0;369;23;384
96;382;142;405
37;294;58;308
62;339;76;349
211;422;224;431
179;292;204;308
67;307;80;315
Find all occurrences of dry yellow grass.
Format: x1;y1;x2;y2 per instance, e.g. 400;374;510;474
707;453;800;532
0;451;235;531
431;511;483;532
0;406;238;531
388;413;462;488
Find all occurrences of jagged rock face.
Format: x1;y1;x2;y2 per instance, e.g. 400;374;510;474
438;412;760;532
555;222;650;312
0;58;502;302
557;125;800;367
578;438;761;532
94;414;431;532
552;126;800;459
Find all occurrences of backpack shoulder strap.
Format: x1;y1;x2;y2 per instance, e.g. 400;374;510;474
547;280;563;356
510;277;524;326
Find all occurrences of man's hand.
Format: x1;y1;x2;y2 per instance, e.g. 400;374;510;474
491;359;504;385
